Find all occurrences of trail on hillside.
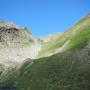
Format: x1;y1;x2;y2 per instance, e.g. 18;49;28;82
55;40;70;54
43;40;70;57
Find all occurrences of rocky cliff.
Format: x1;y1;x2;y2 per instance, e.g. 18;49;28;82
0;20;34;47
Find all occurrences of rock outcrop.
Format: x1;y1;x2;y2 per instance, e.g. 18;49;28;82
0;20;34;47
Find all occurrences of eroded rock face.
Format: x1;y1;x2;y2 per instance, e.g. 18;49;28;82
0;20;37;68
0;21;34;45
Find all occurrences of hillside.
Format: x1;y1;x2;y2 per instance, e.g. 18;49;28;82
38;14;90;57
0;49;90;90
0;14;90;90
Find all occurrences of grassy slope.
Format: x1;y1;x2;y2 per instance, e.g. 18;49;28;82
38;32;69;57
0;50;90;90
38;16;90;57
65;26;90;51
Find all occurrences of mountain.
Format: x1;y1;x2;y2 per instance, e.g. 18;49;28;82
0;14;90;90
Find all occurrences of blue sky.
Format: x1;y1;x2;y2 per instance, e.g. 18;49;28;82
0;0;90;36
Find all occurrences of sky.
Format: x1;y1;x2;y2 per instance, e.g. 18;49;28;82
0;0;90;37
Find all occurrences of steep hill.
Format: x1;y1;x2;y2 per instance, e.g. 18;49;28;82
38;14;90;57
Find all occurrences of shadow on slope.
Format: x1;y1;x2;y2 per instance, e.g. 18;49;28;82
0;49;90;90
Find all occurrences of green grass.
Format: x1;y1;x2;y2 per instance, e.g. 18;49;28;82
0;51;90;90
65;26;90;51
0;64;3;68
75;18;85;25
38;30;71;57
38;17;90;57
38;39;67;57
0;63;5;71
0;68;17;87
